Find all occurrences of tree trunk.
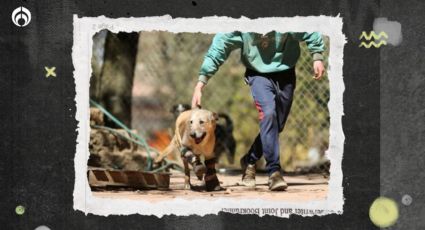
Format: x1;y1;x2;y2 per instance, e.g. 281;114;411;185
90;31;139;128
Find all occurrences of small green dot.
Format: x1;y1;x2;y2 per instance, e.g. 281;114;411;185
15;205;25;215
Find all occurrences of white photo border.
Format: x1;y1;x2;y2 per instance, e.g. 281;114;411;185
72;15;346;217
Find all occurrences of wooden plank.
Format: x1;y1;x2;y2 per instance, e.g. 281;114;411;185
88;167;170;190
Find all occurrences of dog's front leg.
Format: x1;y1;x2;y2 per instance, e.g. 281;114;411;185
204;157;223;192
184;151;206;180
183;157;191;190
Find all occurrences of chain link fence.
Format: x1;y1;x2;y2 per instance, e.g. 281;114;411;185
131;31;330;173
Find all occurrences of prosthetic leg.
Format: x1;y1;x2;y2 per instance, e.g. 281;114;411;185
204;158;222;191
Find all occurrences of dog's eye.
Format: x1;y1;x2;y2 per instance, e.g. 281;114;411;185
190;120;193;124
199;120;204;124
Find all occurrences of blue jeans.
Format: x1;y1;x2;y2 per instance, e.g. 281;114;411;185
243;68;296;175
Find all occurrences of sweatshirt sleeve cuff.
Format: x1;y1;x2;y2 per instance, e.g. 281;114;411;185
198;75;210;85
312;52;324;61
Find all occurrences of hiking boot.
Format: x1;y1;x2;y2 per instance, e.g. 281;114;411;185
241;164;256;188
268;171;288;191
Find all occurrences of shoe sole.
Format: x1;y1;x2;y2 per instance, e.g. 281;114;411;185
241;180;256;188
269;183;288;191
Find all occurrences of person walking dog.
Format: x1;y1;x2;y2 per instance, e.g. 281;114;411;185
191;31;326;191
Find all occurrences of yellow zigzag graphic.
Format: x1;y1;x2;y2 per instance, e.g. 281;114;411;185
359;40;387;48
359;31;388;40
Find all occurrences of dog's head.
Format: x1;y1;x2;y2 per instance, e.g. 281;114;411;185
188;109;218;144
171;104;191;119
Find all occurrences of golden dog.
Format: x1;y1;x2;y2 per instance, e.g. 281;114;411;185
156;108;221;191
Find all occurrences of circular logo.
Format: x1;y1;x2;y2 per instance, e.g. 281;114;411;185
11;6;31;27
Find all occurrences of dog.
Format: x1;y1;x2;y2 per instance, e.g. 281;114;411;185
170;104;191;119
214;113;236;164
156;108;221;191
171;104;237;165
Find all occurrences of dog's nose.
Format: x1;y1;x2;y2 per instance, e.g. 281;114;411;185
190;132;197;138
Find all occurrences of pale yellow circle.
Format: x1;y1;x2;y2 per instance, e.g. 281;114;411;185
15;205;25;215
369;197;399;228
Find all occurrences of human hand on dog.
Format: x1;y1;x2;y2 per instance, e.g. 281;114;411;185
191;81;205;108
313;60;325;80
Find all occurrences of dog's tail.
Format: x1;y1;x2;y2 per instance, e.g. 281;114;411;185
155;119;185;164
218;113;234;133
154;137;177;164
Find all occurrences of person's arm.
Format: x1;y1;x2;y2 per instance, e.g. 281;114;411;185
293;32;326;80
292;32;325;60
192;81;206;109
192;32;243;108
198;32;243;84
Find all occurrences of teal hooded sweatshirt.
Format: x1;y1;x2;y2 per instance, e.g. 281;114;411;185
198;31;325;84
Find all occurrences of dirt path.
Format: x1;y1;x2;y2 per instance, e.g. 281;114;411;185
92;172;328;202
